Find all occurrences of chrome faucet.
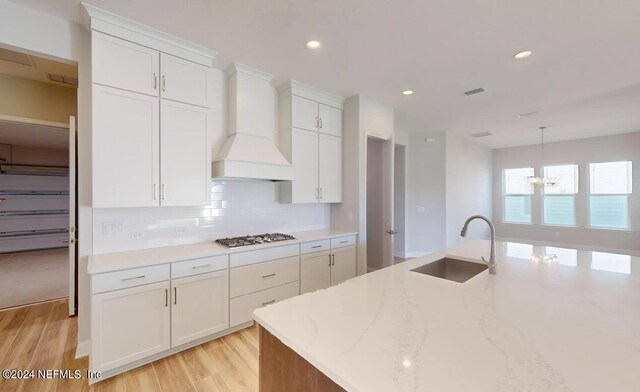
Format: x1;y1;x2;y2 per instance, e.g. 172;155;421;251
460;215;497;275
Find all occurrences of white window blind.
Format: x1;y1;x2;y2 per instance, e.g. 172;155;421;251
543;165;578;226
589;161;632;229
504;168;533;223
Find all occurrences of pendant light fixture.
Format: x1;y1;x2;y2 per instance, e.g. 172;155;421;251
528;126;559;188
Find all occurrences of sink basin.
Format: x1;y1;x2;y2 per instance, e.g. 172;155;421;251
411;257;487;283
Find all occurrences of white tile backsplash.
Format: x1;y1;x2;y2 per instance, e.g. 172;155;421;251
92;180;330;254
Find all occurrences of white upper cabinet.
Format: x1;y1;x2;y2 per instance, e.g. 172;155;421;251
291;95;319;132
160;100;211;206
278;81;344;204
318;134;342;203
90;26;218;208
92;85;160;208
92;31;160;97
160;53;214;108
318;104;342;137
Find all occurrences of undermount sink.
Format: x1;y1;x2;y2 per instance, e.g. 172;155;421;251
411;257;488;283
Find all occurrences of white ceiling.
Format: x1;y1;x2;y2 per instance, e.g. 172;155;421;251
13;0;640;148
0;120;69;149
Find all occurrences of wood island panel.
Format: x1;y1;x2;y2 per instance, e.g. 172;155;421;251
259;325;345;392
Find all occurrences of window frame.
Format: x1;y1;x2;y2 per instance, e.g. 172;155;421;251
587;161;632;230
503;167;534;224
541;164;579;227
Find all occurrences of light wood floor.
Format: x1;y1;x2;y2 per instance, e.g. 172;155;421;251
0;299;259;392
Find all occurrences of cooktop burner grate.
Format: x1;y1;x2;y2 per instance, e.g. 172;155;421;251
215;233;295;248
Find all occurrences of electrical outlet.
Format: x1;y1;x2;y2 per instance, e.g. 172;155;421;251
102;222;123;235
130;231;144;239
176;227;187;235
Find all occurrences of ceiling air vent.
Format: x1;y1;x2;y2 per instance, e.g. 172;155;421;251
471;131;492;138
0;48;34;66
48;73;78;87
464;87;486;96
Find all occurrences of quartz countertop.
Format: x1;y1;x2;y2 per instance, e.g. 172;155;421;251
88;229;357;274
253;240;640;392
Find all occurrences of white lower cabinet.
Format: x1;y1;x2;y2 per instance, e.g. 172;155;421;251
331;246;357;285
300;250;332;294
229;281;299;327
300;244;357;294
171;270;229;347
91;281;170;373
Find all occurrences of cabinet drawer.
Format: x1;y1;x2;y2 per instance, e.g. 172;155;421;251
171;254;228;279
230;244;299;268
230;256;299;298
331;235;356;249
229;281;299;327
301;239;330;254
92;264;170;294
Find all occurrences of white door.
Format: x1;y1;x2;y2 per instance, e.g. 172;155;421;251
318;134;342;203
67;116;76;316
291;96;319;132
318;104;342;137
91;281;170;373
92;31;159;96
160;100;210;206
381;138;395;268
300;251;331;294
160;53;213;108
331;246;356;286
171;270;229;347
291;129;319;203
92;85;160;208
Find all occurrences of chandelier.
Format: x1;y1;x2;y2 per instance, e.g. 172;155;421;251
528;126;558;188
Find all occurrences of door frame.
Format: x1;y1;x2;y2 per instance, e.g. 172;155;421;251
393;143;407;261
364;133;395;270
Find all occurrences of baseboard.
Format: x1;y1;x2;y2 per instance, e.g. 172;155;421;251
393;251;406;259
76;339;90;359
366;266;378;273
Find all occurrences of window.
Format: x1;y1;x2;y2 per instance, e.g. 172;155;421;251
589;161;632;229
543;164;578;226
504;168;533;223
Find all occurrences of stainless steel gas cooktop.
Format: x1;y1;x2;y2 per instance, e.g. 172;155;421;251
215;233;295;248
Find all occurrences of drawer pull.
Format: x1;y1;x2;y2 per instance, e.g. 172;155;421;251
192;264;211;269
262;299;276;306
122;275;146;282
311;245;322;249
339;240;349;244
262;273;276;278
165;289;168;307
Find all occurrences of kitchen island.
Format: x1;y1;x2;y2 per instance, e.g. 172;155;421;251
253;240;640;392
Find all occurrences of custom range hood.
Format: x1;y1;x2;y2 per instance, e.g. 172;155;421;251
212;64;294;181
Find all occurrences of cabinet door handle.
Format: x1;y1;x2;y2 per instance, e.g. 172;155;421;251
319;188;323;199
162;184;166;200
122;275;146;282
328;254;332;266
262;299;276;306
165;289;168;307
162;75;166;92
319;117;323;128
332;254;336;266
153;184;158;200
192;264;211;270
153;73;158;90
174;287;177;305
315;116;319;128
262;273;276;278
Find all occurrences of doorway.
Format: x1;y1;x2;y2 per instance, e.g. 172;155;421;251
0;47;78;312
393;144;406;263
366;136;394;272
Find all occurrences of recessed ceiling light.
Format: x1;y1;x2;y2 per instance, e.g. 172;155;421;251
514;50;532;59
305;40;321;49
402;90;414;96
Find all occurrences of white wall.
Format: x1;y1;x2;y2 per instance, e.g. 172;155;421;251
93;180;329;254
0;0;92;348
446;134;493;246
493;131;640;252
